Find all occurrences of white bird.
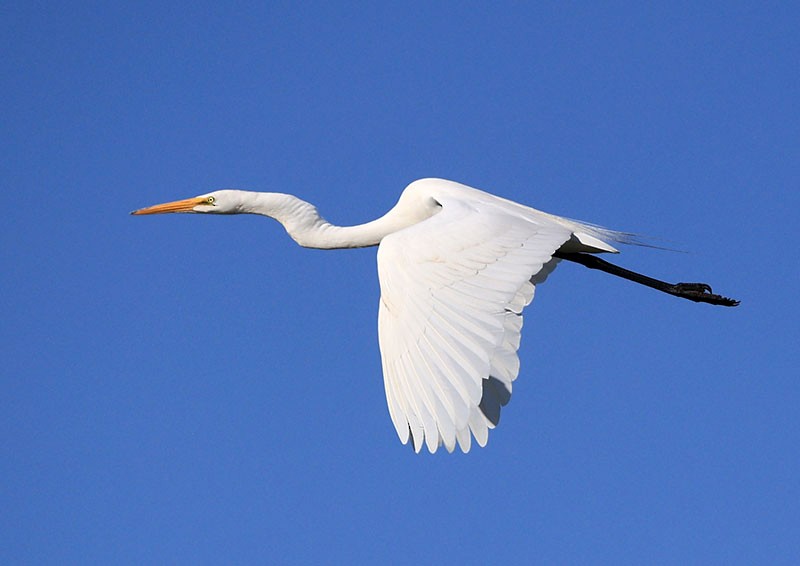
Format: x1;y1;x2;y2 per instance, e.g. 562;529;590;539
132;178;738;453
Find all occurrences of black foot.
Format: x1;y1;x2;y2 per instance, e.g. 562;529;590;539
669;282;740;307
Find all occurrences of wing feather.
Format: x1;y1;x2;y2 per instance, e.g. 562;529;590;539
377;188;577;453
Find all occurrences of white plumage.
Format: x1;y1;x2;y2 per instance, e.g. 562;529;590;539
134;178;733;454
374;180;621;452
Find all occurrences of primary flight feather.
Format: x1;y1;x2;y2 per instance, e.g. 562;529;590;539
133;178;738;453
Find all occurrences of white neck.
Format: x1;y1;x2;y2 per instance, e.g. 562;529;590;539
237;192;418;249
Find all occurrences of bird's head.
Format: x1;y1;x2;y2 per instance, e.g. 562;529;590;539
131;190;242;215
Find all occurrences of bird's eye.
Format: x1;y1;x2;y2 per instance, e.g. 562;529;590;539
207;196;216;204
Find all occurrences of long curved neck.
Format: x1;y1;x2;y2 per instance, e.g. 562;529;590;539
239;192;413;249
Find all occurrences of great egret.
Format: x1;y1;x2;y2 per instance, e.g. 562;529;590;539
133;178;738;453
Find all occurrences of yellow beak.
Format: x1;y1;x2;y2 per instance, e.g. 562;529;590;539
131;196;208;215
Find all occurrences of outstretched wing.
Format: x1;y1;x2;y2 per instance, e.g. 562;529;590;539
376;192;574;453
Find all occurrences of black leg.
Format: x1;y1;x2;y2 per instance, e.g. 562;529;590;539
554;252;740;307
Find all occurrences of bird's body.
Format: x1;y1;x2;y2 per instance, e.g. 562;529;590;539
133;178;737;453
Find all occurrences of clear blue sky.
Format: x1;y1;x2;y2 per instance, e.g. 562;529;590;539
2;2;798;563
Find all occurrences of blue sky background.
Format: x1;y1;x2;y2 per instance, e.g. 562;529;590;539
2;2;799;563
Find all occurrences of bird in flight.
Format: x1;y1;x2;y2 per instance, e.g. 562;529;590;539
133;178;738;453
